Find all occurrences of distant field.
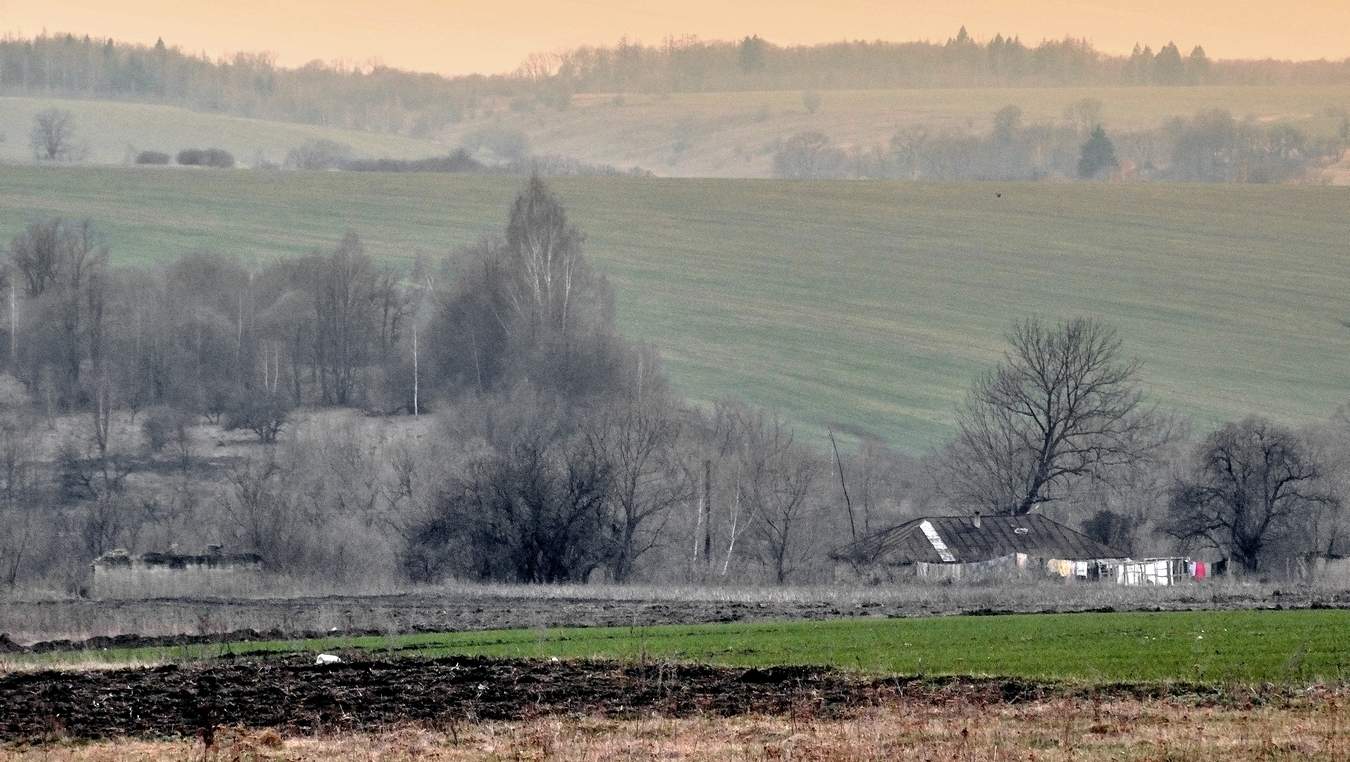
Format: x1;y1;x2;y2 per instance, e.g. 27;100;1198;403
3;86;1348;177
18;610;1350;685
0;96;448;166
1;166;1348;451
447;85;1350;177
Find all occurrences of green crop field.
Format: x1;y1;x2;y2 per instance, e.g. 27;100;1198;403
17;610;1350;685
0;96;447;166
1;166;1348;451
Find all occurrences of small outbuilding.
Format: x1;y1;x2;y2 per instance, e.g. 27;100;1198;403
830;514;1129;583
91;546;264;598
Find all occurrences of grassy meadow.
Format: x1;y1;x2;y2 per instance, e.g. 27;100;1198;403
0;96;448;166
16;610;1350;685
2;166;1348;450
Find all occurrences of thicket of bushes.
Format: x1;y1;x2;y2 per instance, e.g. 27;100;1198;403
133;150;170;165
774;105;1348;182
175;147;235;168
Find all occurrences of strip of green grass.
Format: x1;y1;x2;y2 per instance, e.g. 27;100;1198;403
21;610;1350;685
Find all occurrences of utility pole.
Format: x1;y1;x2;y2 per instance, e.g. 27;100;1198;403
9;280;16;368
828;429;858;540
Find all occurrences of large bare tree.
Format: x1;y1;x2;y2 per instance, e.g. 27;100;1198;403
1168;418;1337;572
30;109;77;161
740;411;820;584
939;317;1164;515
585;372;689;582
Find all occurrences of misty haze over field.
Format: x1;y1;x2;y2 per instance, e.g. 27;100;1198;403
1;3;1349;757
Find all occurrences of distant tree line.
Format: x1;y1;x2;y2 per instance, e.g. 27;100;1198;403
0;34;516;136
550;30;1350;93
3;31;1349;143
0;179;1345;593
774;105;1347;182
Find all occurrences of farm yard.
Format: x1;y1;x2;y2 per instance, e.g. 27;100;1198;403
1;167;1349;450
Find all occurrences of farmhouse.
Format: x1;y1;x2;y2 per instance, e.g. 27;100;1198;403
830;513;1131;582
91;546;264;599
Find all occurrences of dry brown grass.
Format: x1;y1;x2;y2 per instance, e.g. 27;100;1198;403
9;695;1348;761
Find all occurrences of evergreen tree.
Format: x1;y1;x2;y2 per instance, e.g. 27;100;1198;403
1078;126;1119;179
1154;42;1185;85
737;35;766;74
1187;45;1210;84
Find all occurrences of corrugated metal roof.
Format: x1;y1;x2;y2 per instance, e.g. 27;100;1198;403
830;514;1126;564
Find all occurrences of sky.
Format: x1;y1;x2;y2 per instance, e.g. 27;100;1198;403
3;1;1349;76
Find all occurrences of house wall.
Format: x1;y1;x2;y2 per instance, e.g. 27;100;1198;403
915;553;1033;582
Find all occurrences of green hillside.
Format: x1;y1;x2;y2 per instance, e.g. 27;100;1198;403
0;96;448;166
1;165;1348;451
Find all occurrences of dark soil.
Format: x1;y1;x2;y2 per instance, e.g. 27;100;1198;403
0;655;1256;744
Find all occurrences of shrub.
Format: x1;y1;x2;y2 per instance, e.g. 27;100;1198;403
461;127;530;162
802;90;822;114
343;150;484;173
177;147;235;168
772;131;848;179
134;150;171;165
284;139;354;170
224;393;292;443
141;406;194;454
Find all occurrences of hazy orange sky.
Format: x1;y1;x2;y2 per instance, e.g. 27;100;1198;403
4;1;1349;75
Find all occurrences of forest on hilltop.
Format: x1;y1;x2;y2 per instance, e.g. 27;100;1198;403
4;30;1349;137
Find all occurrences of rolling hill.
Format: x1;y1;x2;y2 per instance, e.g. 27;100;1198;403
435;85;1350;177
0;165;1348;451
0;96;449;166
4;85;1349;179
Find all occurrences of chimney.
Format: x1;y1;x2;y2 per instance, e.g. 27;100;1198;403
973;511;982;529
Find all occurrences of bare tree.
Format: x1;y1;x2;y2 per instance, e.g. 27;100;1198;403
939;317;1164;515
741;411;820;584
1063;98;1105;135
497;175;590;344
586;387;689;582
30;109;77;161
410;393;614;583
517;51;561;82
312;233;377;405
218;452;302;570
0;400;36;588
772;131;847;179
1168;418;1337;572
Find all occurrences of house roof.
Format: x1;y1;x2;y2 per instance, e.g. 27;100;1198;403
829;514;1126;565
